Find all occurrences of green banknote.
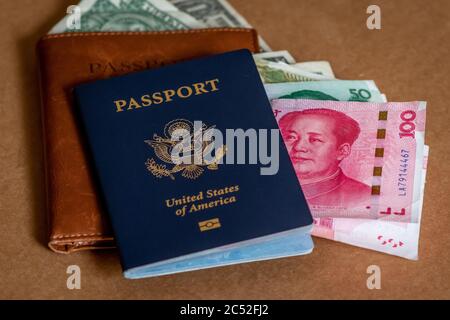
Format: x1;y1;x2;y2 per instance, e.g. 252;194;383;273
255;59;335;83
264;80;385;102
49;0;205;34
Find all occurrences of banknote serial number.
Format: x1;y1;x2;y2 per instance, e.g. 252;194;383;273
398;149;410;196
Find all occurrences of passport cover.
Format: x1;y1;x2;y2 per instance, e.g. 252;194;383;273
74;49;313;278
36;29;259;253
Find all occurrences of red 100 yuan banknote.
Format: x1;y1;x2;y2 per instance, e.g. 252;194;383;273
272;99;427;223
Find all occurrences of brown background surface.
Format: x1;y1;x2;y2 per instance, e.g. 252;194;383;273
1;0;449;299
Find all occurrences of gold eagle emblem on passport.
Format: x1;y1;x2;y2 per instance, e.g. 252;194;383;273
145;119;226;180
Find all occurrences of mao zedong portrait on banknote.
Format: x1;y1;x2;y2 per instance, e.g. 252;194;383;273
278;108;371;207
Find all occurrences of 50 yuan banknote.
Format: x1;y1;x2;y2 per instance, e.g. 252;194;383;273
272;99;427;222
265;80;384;102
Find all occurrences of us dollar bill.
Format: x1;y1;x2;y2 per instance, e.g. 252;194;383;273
254;53;338;81
49;0;205;34
254;51;296;64
255;58;335;83
292;61;335;78
167;0;272;51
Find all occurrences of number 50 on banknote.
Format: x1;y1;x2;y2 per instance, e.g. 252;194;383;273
272;99;426;223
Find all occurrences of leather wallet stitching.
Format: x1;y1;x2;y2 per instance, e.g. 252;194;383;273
51;233;106;239
41;28;254;37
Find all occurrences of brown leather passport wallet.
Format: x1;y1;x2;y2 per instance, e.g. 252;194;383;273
37;28;259;253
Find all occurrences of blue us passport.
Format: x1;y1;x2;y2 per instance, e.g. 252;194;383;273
74;49;313;279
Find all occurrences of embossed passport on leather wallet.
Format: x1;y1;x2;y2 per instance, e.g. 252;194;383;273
74;49;313;278
37;29;260;253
